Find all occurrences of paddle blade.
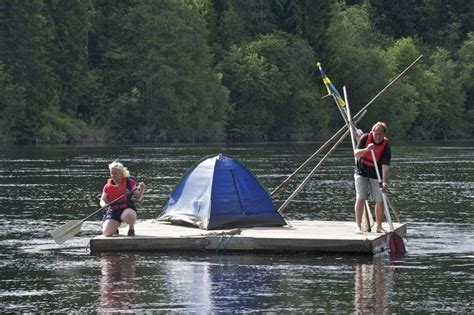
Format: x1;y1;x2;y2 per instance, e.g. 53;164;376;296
389;232;407;256
50;220;83;245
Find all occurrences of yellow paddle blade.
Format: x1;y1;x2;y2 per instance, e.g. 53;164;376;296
49;220;83;245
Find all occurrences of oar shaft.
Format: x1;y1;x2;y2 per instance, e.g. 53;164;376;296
353;55;423;121
278;111;367;213
386;194;401;223
271;124;348;197
278;128;350;213
343;86;357;158
370;149;394;231
382;193;393;229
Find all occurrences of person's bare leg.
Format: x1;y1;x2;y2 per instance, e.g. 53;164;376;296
102;219;120;237
355;199;365;233
121;208;137;236
375;201;385;233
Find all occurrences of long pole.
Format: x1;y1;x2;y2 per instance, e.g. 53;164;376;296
344;87;373;232
386;193;402;223
271;126;347;196
278;111;367;213
353;55;423;121
271;55;423;197
343;86;357;158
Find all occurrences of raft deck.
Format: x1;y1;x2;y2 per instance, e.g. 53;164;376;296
89;220;407;255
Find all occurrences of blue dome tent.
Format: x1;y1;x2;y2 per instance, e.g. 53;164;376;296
158;154;286;230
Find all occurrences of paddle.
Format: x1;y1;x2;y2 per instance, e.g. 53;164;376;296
370;149;406;256
50;187;137;245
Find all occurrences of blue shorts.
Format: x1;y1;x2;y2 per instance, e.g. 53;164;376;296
103;207;136;223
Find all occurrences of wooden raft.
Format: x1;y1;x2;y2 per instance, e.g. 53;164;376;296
89;219;407;255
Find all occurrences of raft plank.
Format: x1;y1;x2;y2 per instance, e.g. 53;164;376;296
89;220;407;255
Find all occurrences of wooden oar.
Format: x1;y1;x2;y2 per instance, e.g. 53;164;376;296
352;55;423;123
278;110;367;213
370;149;406;256
386;194;401;223
271;125;348;197
50;188;137;245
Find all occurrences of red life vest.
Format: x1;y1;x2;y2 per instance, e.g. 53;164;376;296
105;178;134;211
361;132;388;167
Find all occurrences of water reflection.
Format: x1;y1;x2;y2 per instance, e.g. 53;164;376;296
164;259;213;313
206;256;273;311
99;254;138;312
164;255;289;312
354;256;386;314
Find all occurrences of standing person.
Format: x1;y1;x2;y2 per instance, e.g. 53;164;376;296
353;122;391;234
100;161;145;237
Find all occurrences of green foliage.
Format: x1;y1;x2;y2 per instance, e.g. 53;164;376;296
457;32;474;134
325;3;389;125
218;39;283;140
46;0;92;115
375;38;421;138
272;0;334;59
232;0;276;36
0;64;28;143
0;0;59;143
0;0;101;144
94;0;230;143
1;0;472;143
428;49;467;139
218;33;327;141
37;109;103;144
368;0;474;53
212;4;247;63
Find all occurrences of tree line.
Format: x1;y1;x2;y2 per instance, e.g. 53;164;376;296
1;0;473;144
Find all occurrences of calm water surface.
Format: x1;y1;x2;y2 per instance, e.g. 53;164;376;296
0;142;473;313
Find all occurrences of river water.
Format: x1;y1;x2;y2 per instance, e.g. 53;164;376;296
0;142;472;313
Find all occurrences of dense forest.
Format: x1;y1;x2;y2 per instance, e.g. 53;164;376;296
1;0;473;144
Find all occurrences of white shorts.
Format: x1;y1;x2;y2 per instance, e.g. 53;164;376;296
354;174;383;202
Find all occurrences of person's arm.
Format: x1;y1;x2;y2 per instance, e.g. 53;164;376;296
380;142;391;193
354;134;372;158
381;164;390;193
382;165;390;183
100;192;108;208
354;142;374;158
133;182;146;202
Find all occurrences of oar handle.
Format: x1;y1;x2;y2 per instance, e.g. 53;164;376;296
370;149;382;183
